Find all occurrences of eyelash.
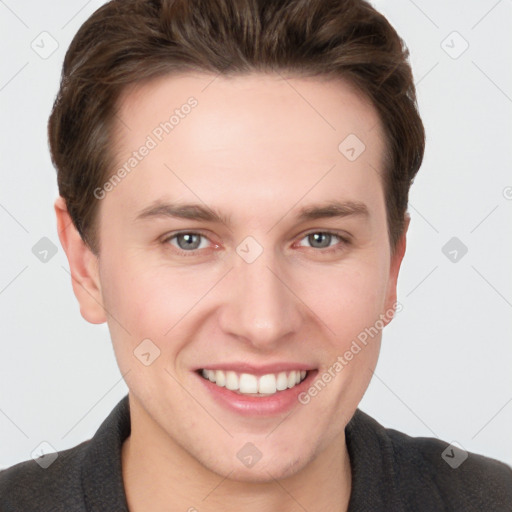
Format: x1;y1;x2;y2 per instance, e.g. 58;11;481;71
161;230;351;257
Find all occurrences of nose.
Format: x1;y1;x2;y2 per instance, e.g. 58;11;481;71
218;245;302;351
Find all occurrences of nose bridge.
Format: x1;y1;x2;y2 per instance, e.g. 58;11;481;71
219;240;300;348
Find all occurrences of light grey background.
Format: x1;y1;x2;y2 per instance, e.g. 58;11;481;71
1;0;511;469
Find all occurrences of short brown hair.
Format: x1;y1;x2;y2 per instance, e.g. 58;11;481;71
48;0;425;255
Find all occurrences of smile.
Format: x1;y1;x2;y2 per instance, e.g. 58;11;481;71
199;369;308;396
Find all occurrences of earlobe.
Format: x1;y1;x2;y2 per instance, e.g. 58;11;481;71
54;196;107;324
383;214;409;324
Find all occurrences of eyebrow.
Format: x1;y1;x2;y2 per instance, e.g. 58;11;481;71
134;199;369;226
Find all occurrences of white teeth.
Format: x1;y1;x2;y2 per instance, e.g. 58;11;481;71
215;369;226;387
239;373;258;393
276;372;288;391
258;374;277;394
202;369;216;382
225;371;238;390
200;369;308;395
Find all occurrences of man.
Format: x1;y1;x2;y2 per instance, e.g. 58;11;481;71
1;0;511;510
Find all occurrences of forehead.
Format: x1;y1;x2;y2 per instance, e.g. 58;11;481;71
106;72;387;223
115;72;384;154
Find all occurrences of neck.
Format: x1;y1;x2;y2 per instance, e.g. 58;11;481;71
121;397;352;512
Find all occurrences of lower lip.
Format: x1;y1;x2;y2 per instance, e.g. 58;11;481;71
195;370;318;416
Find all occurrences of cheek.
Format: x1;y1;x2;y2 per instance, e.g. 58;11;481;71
296;259;389;337
99;255;215;341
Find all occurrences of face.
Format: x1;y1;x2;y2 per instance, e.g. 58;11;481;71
64;72;406;482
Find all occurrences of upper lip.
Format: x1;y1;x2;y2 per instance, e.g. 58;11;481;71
195;362;316;376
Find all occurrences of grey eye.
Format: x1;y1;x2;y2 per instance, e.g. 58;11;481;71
174;233;204;250
304;232;337;249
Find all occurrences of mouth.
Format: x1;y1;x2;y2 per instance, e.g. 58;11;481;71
196;368;309;396
193;362;318;415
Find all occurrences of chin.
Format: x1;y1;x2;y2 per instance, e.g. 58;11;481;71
201;447;308;483
224;462;303;484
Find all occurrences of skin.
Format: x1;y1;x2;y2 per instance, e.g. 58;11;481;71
55;72;408;512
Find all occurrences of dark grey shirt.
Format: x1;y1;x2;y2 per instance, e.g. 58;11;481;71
1;395;511;511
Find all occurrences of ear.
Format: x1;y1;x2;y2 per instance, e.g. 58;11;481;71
54;196;107;324
383;213;410;325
